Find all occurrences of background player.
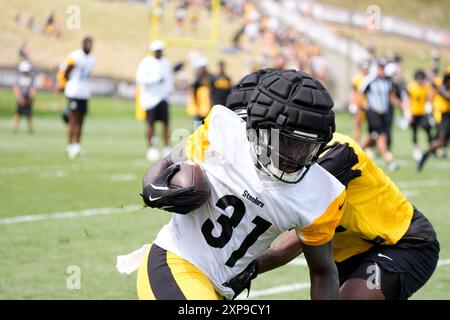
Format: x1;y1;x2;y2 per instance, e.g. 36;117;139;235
136;40;174;161
406;70;433;160
211;60;233;106
62;36;96;159
12;60;35;134
235;133;439;300
187;57;212;124
350;60;369;145
418;66;450;171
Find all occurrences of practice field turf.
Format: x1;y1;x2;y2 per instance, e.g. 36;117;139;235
0;89;449;299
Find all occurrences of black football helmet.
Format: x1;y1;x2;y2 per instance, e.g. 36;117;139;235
246;69;335;183
225;68;277;120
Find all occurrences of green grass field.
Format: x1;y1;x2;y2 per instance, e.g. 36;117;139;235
0;89;449;299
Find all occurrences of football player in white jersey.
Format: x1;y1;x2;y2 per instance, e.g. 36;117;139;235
123;70;346;300
62;36;96;158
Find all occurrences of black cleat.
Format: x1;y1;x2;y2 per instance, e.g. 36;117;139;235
417;153;429;172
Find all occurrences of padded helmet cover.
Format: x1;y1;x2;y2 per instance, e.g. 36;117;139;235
246;69;335;142
225;68;277;115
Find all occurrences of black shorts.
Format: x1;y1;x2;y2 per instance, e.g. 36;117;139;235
16;103;32;117
438;112;450;142
146;100;169;126
365;109;390;136
67;98;88;115
410;115;431;130
336;209;439;300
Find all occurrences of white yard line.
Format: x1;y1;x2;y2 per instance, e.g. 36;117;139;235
438;259;450;266
288;257;308;266
110;174;136;182
0;205;142;225
396;179;450;189
0;161;148;175
401;190;419;198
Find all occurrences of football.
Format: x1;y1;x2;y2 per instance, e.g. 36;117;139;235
170;163;211;203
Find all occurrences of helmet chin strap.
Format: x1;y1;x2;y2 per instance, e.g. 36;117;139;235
250;142;309;183
266;161;307;183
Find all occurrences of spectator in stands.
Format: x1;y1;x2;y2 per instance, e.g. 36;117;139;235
18;42;30;61
27;15;42;34
15;11;23;26
175;0;188;32
44;11;56;35
44;11;61;38
273;53;287;70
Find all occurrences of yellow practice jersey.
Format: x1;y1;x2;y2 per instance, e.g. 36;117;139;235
432;77;450;120
407;81;431;116
187;76;212;118
187;86;211;118
352;73;367;108
320;133;414;262
55;69;67;91
352;73;364;90
213;77;232;90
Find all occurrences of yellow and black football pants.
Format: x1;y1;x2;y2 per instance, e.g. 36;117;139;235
137;244;223;300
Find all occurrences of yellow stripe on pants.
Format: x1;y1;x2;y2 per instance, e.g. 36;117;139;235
136;244;223;300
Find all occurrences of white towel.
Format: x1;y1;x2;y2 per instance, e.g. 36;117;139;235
116;244;151;275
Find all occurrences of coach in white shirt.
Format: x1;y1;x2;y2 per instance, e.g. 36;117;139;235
63;36;96;158
136;40;174;161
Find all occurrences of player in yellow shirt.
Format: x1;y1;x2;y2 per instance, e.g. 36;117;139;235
350;61;369;145
211;60;233;106
418;66;450;171
406;70;433;160
187;58;213;124
248;133;439;300
432;76;444;130
224;69;439;300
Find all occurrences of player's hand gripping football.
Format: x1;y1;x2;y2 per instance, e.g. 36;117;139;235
141;163;199;215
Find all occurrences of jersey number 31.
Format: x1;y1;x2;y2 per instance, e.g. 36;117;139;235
201;195;272;268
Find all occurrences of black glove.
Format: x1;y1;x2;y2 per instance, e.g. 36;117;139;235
223;260;259;300
317;142;362;188
61;106;70;124
140;163;199;215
